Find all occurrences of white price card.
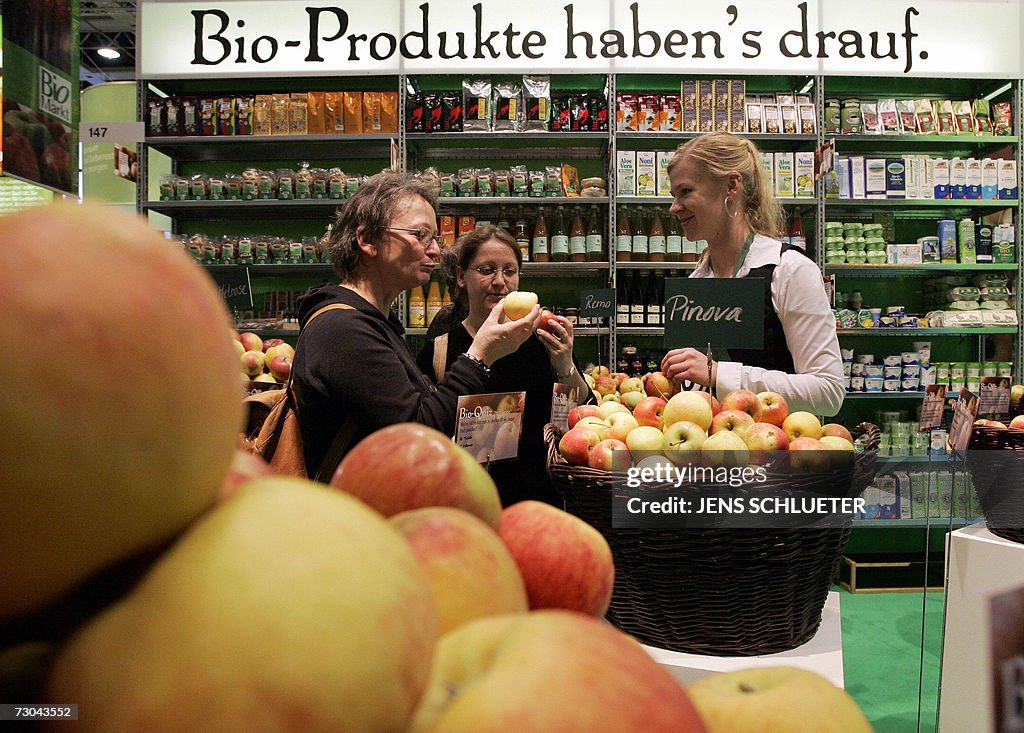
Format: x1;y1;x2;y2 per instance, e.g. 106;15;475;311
455;392;525;466
79;121;145;143
550;384;580;431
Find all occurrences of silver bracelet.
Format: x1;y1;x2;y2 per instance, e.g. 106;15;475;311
461;352;491;378
557;365;576;380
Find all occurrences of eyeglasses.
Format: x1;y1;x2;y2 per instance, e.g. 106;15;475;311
469;265;520;279
386;226;443;248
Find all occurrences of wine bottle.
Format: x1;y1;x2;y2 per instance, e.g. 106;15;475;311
550;206;569;262
631;207;649;262
665;210;682;262
645;272;661;327
629;271;645;326
616;207;632;262
532;207;550;263
585;207;604;261
648;209;666;262
616;271;631;326
568;206;587;262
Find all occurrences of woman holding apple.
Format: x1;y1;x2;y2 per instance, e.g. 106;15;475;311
660;132;844;416
417;224;595;506
292;172;540;480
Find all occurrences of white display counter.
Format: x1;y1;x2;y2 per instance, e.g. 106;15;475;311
939;522;1024;733
643;591;845;689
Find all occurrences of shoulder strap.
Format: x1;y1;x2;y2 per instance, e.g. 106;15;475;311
305;302;355;329
432;332;450;383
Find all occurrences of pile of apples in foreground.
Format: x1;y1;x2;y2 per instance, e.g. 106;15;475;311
561;367;859;471
1;203;873;732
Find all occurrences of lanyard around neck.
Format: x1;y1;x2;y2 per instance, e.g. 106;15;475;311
730;232;756;278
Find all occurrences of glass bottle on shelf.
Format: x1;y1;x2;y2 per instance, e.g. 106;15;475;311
569;206;587;262
550;206;569;262
665;210;682;262
631;206;649;262
648;209;666;262
441;280;452;309
585;206;604;261
496;206;512;238
616;207;632;262
644;272;661;327
790;211;807;251
646;351;660;374
656;274;666;325
425;276;443;326
408;285;426;328
616;272;631;326
631;349;644;376
617;345;631;376
532;207;550;263
513;206;530;263
629;270;645;326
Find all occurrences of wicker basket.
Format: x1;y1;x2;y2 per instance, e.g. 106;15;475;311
967;425;1024;544
545;422;881;656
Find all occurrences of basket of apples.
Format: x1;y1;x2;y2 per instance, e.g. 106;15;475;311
545;371;880;656
967;403;1024;545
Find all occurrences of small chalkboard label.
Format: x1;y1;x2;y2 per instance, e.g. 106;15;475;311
663;277;764;349
580;288;615;318
212;266;253;309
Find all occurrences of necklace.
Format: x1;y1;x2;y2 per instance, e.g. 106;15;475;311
729;232;756;278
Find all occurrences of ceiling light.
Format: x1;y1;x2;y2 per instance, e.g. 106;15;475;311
97;47;122;60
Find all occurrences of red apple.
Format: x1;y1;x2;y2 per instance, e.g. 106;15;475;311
697;390;721;417
644;370;677;399
663;391;714;432
756;391;789;426
330;423;503;529
1010;415;1024;429
389;507;528;634
238;331;263;353
594;376;618;397
558;426;602;466
498;501;614;617
410;611;708;732
782;411;823;441
538;309;560;334
633;396;667;429
609;372;630;390
743;422;790;452
710;409;755;438
240;349;265;377
789;436;830;472
975;418;1006;429
589;365;611;379
264;342;295;364
820;423;853;444
720;388;763;421
261;337;285;351
588;438;629;471
567;404;601;429
268;355;292;382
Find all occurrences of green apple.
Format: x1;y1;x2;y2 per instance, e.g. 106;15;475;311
409;611;708;732
0;203;243;621
45;478;440;733
331;423;503;530
687;666;872;733
390;507;528;634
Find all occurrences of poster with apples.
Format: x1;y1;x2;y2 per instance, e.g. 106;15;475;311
549;384;580;431
455;392;525;465
979;377;1011;417
919;384;947;431
947;388;980;458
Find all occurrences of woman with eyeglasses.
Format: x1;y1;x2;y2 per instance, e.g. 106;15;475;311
292;171;540;480
416;223;595;507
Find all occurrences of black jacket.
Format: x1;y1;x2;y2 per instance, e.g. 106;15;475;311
292;283;487;479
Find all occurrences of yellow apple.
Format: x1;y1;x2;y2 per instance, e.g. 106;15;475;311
621;390;646;409
390;507;528;635
688;666;872;733
0;202;243;621
597;400;631;419
782;411;823;441
409;611;708;732
330;423;503;530
664;391;714;433
503;291;539;320
45;478;440;733
626;425;666;453
701;429;750;467
575;416;612;440
607;411;641;442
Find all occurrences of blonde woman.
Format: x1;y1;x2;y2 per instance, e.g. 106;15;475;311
660;132;844;416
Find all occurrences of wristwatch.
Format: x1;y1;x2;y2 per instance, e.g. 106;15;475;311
557;365;577;380
461;352;491;378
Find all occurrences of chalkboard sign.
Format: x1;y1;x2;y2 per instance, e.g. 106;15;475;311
212;266;253;309
663;277;764;349
580;288;614;318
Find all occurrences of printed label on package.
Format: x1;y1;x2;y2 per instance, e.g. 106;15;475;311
456;392;525;465
550;384;580;431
